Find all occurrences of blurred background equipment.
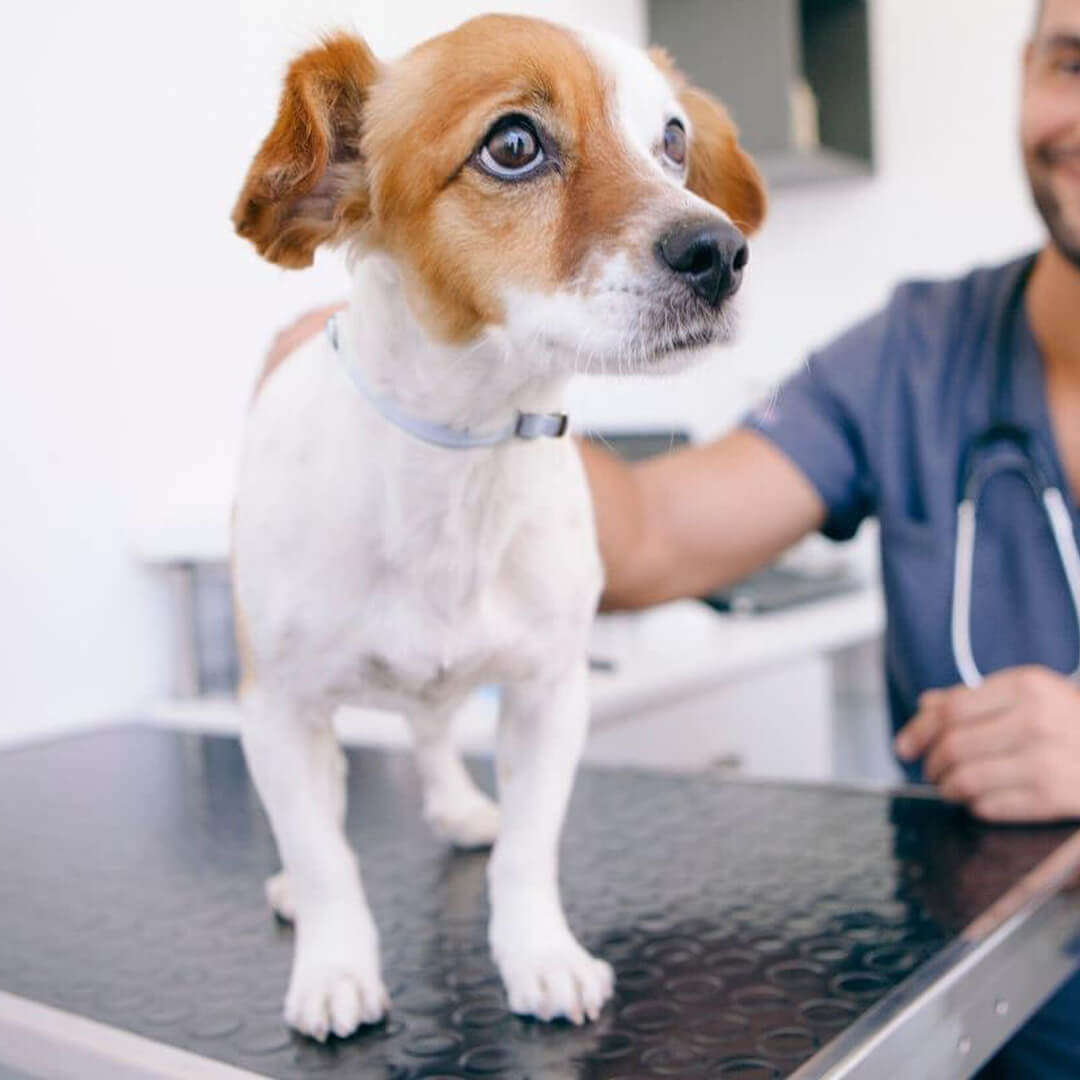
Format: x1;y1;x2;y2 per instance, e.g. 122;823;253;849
649;0;873;185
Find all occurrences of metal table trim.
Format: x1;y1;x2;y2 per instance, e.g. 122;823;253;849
0;990;266;1080
791;829;1080;1078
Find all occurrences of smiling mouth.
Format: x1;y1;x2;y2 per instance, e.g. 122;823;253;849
1053;157;1080;181
1042;147;1080;173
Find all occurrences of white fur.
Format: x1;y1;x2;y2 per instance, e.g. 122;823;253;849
580;29;690;172
234;25;741;1041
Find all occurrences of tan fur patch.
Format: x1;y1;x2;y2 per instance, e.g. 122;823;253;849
362;15;656;341
648;47;767;234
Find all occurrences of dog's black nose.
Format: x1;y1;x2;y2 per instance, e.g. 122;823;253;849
656;221;749;306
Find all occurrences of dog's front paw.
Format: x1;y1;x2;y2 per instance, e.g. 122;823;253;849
493;929;614;1024
286;920;389;1041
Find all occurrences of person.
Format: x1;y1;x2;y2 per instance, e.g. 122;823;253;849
591;0;1080;822
261;2;1080;1072
584;1;1080;1074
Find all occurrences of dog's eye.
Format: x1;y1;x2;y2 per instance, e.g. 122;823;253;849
478;117;545;179
663;119;687;168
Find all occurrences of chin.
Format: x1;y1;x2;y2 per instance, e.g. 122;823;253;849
517;296;741;377
638;337;721;374
636;305;741;373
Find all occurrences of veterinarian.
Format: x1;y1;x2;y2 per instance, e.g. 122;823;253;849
267;1;1078;1071
586;1;1080;1075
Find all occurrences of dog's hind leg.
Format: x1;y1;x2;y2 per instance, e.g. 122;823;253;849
487;659;614;1024
241;685;388;1041
409;707;500;849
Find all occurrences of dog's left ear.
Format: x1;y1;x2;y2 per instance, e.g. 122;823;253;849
232;33;381;268
649;48;767;236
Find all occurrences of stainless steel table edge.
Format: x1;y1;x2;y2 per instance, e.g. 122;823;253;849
0;990;267;1080
790;828;1080;1079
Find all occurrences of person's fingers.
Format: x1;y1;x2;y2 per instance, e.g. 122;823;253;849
923;711;1027;784
934;678;1020;724
938;752;1034;804
894;705;942;761
971;788;1054;823
898;680;1022;762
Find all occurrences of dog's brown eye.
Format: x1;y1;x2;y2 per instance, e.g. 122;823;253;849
489;126;537;168
478;117;544;179
664;120;687;168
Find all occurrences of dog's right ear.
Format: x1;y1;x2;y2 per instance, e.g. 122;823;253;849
232;34;380;268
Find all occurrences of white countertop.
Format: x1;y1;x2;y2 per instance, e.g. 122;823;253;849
147;587;885;755
586;587;884;724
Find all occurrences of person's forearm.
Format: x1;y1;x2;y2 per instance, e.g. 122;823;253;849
579;430;827;612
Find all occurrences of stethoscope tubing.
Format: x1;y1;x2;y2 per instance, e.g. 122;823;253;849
951;484;1080;688
947;257;1080;688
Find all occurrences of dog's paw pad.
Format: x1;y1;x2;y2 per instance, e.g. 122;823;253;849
497;935;614;1025
424;789;500;849
265;871;296;922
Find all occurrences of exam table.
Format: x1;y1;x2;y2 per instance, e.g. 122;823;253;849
1;726;1078;1079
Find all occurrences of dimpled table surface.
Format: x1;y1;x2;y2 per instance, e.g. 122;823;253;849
1;726;1079;1080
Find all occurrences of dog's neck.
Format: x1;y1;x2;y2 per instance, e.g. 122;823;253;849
339;255;568;439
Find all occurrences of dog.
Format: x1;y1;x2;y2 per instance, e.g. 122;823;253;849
230;13;765;1041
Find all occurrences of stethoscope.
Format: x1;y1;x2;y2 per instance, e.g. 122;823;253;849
950;258;1080;687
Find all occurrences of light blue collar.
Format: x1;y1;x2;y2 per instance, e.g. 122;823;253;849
327;315;569;450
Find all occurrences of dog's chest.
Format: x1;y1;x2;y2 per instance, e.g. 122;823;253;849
357;583;543;702
343;449;601;703
236;339;602;705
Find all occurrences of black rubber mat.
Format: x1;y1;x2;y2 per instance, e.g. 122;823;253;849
0;726;1073;1078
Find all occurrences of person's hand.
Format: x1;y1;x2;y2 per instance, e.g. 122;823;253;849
266;302;346;368
894;666;1080;822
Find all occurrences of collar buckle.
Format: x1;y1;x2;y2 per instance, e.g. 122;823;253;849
514;412;570;440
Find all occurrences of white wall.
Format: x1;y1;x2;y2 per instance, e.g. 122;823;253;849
0;0;1043;743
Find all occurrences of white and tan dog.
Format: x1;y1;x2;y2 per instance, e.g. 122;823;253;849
231;14;765;1042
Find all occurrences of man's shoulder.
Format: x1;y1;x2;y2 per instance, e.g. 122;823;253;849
884;253;1033;344
813;254;1033;372
801;253;1034;405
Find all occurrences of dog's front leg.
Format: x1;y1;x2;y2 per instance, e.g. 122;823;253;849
488;659;614;1023
241;686;389;1040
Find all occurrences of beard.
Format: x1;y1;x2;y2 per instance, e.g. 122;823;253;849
1028;149;1080;272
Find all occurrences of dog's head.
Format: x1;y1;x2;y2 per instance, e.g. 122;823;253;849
233;16;766;373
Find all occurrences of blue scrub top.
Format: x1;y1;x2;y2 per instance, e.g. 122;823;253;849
744;253;1080;1079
